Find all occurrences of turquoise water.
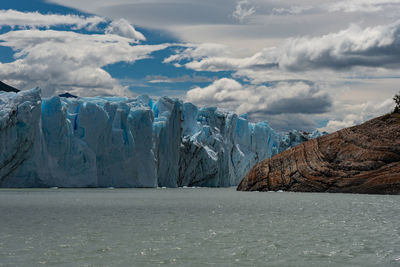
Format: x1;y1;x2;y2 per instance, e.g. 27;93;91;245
0;188;399;266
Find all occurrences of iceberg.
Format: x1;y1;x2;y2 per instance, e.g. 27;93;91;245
0;88;321;188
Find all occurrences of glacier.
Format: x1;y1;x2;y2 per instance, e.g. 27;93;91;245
0;88;321;188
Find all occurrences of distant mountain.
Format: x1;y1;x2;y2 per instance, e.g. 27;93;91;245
59;92;77;98
238;113;400;194
0;82;78;98
0;81;19;93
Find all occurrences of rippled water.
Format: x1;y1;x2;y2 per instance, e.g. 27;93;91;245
0;188;399;266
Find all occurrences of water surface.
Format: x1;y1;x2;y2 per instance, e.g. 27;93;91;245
0;188;399;266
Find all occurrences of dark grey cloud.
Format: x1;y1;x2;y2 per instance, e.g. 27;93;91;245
252;113;319;132
260;94;332;115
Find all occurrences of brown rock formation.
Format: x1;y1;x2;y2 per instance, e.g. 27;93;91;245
237;114;400;194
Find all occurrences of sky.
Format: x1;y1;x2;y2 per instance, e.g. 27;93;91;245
0;0;399;132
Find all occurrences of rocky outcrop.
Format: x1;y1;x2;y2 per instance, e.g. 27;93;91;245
238;114;400;194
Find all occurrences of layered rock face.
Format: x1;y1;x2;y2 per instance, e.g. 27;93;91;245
238;114;400;194
0;88;319;188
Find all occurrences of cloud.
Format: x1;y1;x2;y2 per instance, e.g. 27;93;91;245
262;114;319;132
168;20;400;74
0;29;168;96
145;74;216;83
279;21;400;71
185;78;331;131
262;94;331;115
272;5;313;15
270;1;400;15
269;1;400;15
186;78;243;104
45;0;389;56
232;0;256;22
186;78;331;126
45;0;294;54
2;3;399;133
0;10;146;42
166;45;277;72
163;43;230;64
105;18;146;41
319;98;394;132
185;51;278;72
0;9;105;30
160;20;400;133
327;0;400;13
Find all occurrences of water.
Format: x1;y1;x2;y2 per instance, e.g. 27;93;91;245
0;188;399;266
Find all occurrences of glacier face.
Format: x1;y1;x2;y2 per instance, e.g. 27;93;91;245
0;88;321;188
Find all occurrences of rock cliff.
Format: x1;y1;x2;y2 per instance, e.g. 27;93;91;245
238;114;400;194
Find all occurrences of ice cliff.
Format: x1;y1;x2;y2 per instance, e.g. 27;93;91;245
0;88;321;188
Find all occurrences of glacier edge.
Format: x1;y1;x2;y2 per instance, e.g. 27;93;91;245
0;88;321;188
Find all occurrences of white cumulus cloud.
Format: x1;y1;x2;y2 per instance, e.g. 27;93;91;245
105;18;146;41
0;29;167;97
